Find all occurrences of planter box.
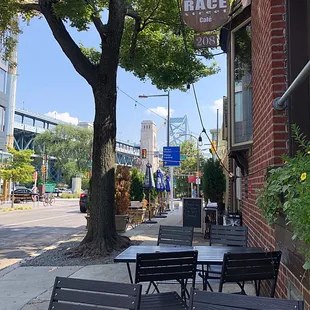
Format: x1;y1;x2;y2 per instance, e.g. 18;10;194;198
115;214;128;232
129;207;146;224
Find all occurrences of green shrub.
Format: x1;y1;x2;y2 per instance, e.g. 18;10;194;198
61;193;79;199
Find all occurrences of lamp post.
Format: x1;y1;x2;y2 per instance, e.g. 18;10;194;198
139;92;174;210
179;133;203;197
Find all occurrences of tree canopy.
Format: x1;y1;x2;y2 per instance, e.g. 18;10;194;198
34;124;93;184
0;0;217;90
0;147;34;184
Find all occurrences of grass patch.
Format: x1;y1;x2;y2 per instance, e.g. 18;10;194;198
61;193;79;199
2;206;33;212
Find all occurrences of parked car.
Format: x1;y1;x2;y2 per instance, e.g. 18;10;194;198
79;190;88;213
11;188;40;203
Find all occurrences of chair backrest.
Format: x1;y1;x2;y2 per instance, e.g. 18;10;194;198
219;251;282;297
157;225;194;246
189;289;304;310
48;276;142;310
135;250;198;285
210;225;248;247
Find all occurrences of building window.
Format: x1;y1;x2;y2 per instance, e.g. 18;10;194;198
231;20;253;146
0;68;6;93
0;106;5;131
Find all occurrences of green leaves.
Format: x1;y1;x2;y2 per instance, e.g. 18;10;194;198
34;124;93;183
0;147;35;184
257;126;310;270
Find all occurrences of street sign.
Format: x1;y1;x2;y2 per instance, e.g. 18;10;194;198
163;146;180;167
180;155;187;160
188;175;196;183
33;171;37;181
196;177;201;185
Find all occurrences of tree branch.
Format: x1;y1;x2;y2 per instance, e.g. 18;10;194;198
39;0;98;86
18;2;41;12
126;8;140;20
91;15;108;41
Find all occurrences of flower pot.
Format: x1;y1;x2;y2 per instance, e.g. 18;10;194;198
129;207;146;224
115;214;128;232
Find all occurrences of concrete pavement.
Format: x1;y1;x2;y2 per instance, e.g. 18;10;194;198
0;203;255;310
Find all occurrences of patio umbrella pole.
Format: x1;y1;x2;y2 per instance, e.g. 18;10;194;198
143;189;157;224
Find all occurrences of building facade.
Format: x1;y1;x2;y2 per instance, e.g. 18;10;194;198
221;0;310;306
140;120;159;172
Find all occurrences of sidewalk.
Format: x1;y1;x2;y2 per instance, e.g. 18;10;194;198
0;203;255;310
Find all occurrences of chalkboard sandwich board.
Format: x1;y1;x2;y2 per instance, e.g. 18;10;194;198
182;197;203;232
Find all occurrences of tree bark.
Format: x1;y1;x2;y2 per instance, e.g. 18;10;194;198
81;0;128;253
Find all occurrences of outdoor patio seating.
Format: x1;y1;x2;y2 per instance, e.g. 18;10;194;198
135;250;198;309
189;289;304;309
199;224;248;290
157;225;194;246
219;251;282;297
48;276;142;310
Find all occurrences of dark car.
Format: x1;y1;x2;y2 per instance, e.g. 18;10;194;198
11;188;40;203
79;190;88;213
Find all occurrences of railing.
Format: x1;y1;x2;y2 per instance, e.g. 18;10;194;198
273;60;310;110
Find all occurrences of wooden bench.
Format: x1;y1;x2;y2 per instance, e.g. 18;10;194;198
219;251;282;297
135;250;198;309
48;276;142;310
189;289;304;309
157;225;194;246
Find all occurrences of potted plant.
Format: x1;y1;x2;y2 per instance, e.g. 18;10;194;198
115;166;131;232
257;125;310;270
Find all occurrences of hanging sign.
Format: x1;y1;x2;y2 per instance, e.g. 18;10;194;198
194;34;218;48
182;0;230;32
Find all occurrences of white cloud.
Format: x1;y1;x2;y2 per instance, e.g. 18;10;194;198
210;98;224;115
146;106;174;118
45;111;79;125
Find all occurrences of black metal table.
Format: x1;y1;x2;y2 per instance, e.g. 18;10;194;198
114;245;262;283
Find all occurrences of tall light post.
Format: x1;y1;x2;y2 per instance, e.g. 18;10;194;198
179;133;203;197
139;91;174;210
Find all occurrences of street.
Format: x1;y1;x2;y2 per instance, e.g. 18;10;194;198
0;200;86;271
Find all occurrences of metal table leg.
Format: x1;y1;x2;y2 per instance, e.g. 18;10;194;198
126;263;133;284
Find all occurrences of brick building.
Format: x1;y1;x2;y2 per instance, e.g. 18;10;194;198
220;0;310;306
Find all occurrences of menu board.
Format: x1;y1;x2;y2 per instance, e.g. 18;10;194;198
182;198;203;228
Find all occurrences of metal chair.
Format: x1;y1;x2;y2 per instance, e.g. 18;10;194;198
219;251;282;297
135;250;198;309
48;276;142;310
157;225;194;246
200;225;248;291
189;289;304;309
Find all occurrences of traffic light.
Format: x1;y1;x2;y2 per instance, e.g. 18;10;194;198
41;165;46;174
141;149;147;159
210;141;216;154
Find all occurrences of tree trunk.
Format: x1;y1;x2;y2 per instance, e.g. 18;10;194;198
81;1;128;253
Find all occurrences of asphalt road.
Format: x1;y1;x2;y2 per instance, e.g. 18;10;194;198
0;200;86;270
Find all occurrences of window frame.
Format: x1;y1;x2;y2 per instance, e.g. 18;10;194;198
230;17;253;148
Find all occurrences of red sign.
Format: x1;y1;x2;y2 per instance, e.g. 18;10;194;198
33;171;38;181
188;175;196;183
194;34;218;48
182;0;230;32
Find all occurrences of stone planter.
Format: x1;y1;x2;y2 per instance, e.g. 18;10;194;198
129;207;146;224
115;214;128;232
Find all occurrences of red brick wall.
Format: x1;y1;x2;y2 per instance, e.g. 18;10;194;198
240;0;309;308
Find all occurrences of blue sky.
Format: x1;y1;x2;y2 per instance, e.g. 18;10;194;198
16;18;226;149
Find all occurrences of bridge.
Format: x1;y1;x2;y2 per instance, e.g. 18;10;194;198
13;108;140;167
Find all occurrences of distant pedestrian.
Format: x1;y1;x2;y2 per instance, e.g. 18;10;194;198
192;185;197;198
